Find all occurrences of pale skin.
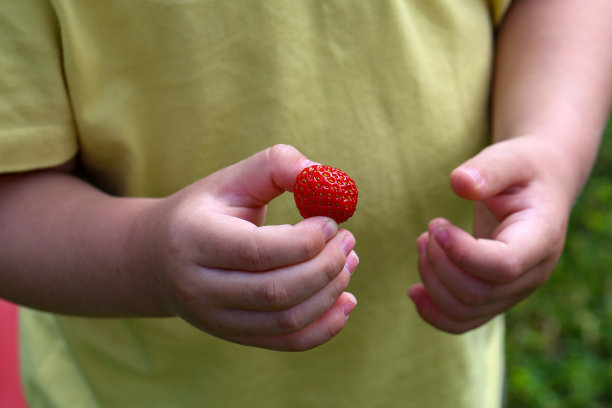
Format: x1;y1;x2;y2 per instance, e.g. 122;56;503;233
1;0;612;351
408;0;612;333
0;145;359;352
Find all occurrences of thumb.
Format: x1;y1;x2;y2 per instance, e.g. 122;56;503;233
449;141;535;201
204;144;318;208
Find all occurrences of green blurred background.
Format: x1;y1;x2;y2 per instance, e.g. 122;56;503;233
505;119;612;407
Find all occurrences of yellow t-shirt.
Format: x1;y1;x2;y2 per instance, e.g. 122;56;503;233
1;0;510;406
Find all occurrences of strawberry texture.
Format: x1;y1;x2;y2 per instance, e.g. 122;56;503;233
293;165;358;224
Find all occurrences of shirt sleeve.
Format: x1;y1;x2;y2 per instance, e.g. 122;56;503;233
489;0;512;26
0;0;78;173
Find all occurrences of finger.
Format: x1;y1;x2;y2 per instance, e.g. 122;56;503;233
228;292;358;351
422;234;494;308
192;216;342;271
450;140;536;201
428;218;552;284
210;257;356;336
417;248;530;323
425;227;549;306
408;284;493;334
200;233;356;311
204;144;318;208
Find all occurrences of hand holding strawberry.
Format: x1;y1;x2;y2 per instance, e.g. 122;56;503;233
144;145;358;350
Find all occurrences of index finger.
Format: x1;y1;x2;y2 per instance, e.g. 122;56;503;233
191;215;340;272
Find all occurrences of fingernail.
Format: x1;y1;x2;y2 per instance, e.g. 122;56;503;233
345;251;359;275
341;233;355;256
302;159;321;168
428;218;446;237
323;219;338;240
343;293;357;319
434;227;450;248
460;167;484;188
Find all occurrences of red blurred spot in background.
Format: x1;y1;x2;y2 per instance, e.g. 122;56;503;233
0;299;28;408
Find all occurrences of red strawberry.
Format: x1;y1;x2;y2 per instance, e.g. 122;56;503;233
293;165;358;224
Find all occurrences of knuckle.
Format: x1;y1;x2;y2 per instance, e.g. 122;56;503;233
457;285;490;307
300;235;325;260
263;278;291;309
321;251;345;282
241;234;269;271
275;308;303;334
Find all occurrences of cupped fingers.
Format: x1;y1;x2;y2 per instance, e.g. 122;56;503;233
426;218;519;283
421;228;541;308
209;256;357;336
416;251;529;327
408;284;493;334
423;219;554;306
427;217;553;284
226;292;358;351
203;232;357;312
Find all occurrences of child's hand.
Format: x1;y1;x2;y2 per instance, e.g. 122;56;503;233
409;137;573;334
142;145;358;351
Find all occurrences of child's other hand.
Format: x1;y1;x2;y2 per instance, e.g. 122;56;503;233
142;145;358;351
409;137;572;334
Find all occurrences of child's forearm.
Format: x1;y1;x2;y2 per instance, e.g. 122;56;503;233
492;0;612;196
0;166;168;317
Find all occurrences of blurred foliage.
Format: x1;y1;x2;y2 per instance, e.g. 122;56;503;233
506;120;612;407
